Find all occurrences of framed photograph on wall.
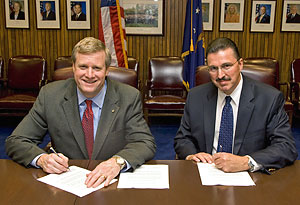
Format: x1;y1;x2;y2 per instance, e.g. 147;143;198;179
281;0;300;32
36;0;60;29
124;0;164;35
5;0;29;28
67;0;90;29
220;0;245;31
251;1;276;32
202;0;214;31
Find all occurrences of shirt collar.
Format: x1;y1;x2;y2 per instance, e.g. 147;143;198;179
77;80;107;108
218;74;243;106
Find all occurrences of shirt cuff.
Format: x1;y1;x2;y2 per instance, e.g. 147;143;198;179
246;155;263;172
31;153;46;168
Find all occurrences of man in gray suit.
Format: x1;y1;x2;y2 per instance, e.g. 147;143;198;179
174;38;297;173
6;37;156;188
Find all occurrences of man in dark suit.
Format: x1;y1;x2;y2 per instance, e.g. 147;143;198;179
286;4;300;23
71;3;86;21
9;1;25;20
6;37;156;188
256;6;270;23
174;38;297;173
42;2;56;20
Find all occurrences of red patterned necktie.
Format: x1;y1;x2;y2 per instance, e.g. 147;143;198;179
82;100;94;159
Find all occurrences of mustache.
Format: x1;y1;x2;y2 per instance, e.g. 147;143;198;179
216;76;231;82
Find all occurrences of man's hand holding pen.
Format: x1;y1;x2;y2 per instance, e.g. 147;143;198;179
36;147;69;174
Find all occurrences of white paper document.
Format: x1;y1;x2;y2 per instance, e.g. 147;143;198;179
197;163;255;186
117;164;169;189
37;166;117;197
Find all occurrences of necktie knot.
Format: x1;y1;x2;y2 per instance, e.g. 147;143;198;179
225;96;231;104
85;100;93;112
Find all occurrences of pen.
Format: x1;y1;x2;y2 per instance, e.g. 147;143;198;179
50;147;70;170
219;145;223;152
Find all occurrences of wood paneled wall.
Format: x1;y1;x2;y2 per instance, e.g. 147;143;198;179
1;0;300;89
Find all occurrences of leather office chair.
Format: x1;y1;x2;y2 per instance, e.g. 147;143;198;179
52;66;138;89
244;57;293;125
0;55;47;116
54;56;73;70
0;57;3;79
290;59;300;112
144;56;186;123
195;59;293;125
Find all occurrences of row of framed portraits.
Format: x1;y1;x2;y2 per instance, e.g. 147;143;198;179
5;0;90;29
203;0;300;32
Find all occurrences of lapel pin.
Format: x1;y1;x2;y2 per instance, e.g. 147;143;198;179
112;109;115;113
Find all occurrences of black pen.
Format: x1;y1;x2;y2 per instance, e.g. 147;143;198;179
50;147;70;171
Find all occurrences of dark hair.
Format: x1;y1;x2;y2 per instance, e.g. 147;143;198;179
206;37;240;60
74;3;82;8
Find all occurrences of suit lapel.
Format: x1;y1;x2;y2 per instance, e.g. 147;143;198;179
62;80;89;158
204;84;218;154
233;76;255;154
92;79;119;159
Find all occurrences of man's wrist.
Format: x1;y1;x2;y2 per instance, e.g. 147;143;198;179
246;156;255;172
112;156;126;170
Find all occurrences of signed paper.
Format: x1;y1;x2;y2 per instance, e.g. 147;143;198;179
37;166;117;197
117;164;169;189
197;163;255;186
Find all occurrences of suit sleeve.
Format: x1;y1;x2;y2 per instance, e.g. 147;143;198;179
251;92;298;170
5;86;48;167
115;91;156;169
174;92;199;159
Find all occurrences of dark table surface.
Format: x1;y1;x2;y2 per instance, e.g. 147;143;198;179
1;159;300;205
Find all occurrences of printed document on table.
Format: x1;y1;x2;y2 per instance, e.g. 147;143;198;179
197;163;255;186
37;166;117;197
117;164;169;189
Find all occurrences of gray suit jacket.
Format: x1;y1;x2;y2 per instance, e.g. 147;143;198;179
174;76;298;170
6;78;156;169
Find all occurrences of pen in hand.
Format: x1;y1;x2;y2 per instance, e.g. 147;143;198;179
50;147;70;171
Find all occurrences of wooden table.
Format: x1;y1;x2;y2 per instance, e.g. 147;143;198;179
1;159;300;205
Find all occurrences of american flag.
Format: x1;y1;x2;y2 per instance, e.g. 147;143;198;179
99;0;128;68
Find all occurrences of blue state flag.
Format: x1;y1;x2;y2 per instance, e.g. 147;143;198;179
181;0;205;90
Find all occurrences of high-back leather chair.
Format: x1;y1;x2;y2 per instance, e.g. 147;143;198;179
54;56;73;70
0;55;47;116
143;56;186;123
52;66;138;89
195;58;293;125
0;57;3;79
244;57;293;124
290;59;300;112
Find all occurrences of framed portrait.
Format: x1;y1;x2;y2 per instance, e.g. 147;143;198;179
281;1;300;32
250;1;276;32
220;0;245;31
67;0;90;29
202;0;214;31
124;0;164;35
5;0;29;28
36;0;60;29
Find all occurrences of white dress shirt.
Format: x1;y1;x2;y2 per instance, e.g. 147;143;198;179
212;74;261;172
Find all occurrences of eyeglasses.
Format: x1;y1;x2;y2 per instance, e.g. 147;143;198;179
208;59;240;73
